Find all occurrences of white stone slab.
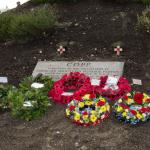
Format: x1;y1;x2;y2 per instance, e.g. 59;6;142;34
32;61;124;81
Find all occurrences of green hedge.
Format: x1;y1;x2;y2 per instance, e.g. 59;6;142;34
0;7;57;42
30;0;80;4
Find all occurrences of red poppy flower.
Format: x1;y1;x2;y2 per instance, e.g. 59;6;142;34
70;106;76;111
120;103;129;109
123;95;128;100
97;101;105;106
139;107;149;113
146;98;150;103
133;93;143;105
90;93;96;99
130;110;137;115
83;112;88;115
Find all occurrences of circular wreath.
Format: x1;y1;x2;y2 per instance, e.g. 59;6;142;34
66;93;110;126
91;76;131;101
48;72;91;104
113;92;150;125
9;88;50;121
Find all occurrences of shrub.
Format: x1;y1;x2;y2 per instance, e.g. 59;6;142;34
140;0;150;4
137;7;150;32
30;0;80;4
0;13;13;42
9;7;57;42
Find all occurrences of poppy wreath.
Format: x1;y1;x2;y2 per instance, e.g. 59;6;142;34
48;72;91;104
92;76;131;101
66;93;110;126
113;92;150;125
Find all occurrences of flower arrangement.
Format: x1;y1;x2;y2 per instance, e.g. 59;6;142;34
93;76;131;101
7;74;53;121
48;72;91;104
8;88;50;121
66;93;110;126
114;92;150;125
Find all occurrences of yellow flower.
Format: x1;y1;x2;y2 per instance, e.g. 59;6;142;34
78;102;84;108
143;93;149;102
82;115;88;120
90;115;97;122
74;113;80;121
126;99;134;105
82;94;90;100
85;101;92;106
122;112;127;117
116;106;123;112
106;104;110;111
66;109;70;116
90;110;96;115
136;113;142;119
100;98;105;102
100;106;106;112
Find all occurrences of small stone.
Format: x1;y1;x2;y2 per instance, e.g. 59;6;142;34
13;57;17;60
69;41;76;46
94;48;97;51
39;50;42;54
56;131;60;134
145;72;150;79
91;54;94;57
82;32;86;35
75;23;79;26
75;142;79;147
80;145;88;150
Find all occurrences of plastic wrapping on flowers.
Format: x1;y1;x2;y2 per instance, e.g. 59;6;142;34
66;93;110;126
48;72;91;104
113;92;150;125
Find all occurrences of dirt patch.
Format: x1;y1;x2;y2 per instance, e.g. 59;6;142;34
0;0;150;150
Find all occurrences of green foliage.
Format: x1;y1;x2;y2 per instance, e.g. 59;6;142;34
140;0;150;4
19;74;54;94
0;7;56;42
8;88;50;121
137;7;150;32
9;7;57;42
0;13;13;42
0;84;15;109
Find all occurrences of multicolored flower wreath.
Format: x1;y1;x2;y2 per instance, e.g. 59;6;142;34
48;72;91;104
92;76;131;101
114;92;150;125
66;93;110;126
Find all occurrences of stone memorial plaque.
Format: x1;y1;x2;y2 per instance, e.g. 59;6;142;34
33;61;124;81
